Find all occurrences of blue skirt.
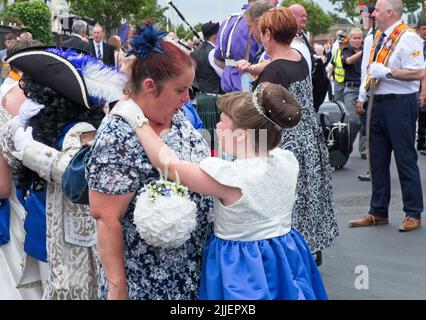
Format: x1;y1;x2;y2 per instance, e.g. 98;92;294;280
200;228;328;300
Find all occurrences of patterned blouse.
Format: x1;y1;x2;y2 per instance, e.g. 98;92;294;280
86;110;214;300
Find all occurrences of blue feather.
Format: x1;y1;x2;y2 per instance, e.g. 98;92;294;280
44;47;125;106
130;23;168;60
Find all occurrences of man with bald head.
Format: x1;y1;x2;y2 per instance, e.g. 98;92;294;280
289;3;329;111
289;4;308;32
349;0;424;232
90;24;115;66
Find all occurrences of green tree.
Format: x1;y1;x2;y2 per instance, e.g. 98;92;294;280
2;0;52;44
331;0;426;20
69;0;166;36
193;23;203;34
282;0;334;37
131;0;167;27
329;0;359;21
328;12;352;25
174;24;195;40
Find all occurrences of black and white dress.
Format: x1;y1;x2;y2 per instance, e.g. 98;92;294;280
86;111;214;300
252;57;338;254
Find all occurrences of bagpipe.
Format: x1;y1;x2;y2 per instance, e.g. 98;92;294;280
168;1;203;44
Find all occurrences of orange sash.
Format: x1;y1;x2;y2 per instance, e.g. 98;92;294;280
8;70;21;81
365;23;412;91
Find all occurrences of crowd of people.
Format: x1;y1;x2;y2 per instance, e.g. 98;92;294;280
0;0;424;300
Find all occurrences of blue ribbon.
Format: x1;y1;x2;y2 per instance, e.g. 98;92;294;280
21;121;79;262
0;199;11;246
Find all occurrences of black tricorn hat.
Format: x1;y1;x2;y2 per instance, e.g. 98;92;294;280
6;46;126;109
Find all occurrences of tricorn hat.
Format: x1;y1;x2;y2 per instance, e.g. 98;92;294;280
6;46;126;109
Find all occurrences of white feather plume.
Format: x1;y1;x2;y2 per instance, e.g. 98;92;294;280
82;62;127;103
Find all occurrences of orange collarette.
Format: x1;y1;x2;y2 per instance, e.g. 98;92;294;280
8;70;21;81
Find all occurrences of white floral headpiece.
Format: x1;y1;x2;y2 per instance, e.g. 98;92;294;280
252;83;284;130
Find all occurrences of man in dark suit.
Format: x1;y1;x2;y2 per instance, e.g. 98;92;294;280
91;24;115;66
289;4;329;111
62;20;92;54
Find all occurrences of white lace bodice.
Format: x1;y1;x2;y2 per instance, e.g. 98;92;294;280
199;148;299;241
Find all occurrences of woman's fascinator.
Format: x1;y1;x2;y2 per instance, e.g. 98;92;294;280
5;47;127;109
128;23;168;60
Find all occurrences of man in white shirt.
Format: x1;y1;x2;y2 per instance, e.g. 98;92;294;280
356;5;376;181
289;4;329;110
349;0;424;232
416;18;426;154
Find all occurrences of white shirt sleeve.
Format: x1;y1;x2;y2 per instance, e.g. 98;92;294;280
291;39;312;75
398;32;424;70
358;33;373;102
208;49;223;78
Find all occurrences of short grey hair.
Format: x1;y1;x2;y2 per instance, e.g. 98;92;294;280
385;0;404;17
72;20;88;35
246;1;275;20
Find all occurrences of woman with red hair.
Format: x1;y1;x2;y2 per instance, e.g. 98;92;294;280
86;24;213;300
252;7;338;266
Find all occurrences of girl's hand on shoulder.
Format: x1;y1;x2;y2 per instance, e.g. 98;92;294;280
111;99;148;130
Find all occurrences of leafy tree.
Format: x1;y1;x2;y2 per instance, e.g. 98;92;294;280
282;0;334;37
329;0;360;21
328;12;352;25
69;0;166;36
404;0;426;17
131;0;167;27
2;0;52;44
331;0;426;20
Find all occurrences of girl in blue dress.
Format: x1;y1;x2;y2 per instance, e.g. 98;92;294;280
113;82;328;300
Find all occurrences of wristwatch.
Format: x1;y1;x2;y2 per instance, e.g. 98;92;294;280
386;71;393;79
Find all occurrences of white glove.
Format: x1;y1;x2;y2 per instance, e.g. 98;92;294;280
8;116;21;136
13;126;34;161
18;99;46;128
111;99;148;130
369;62;391;79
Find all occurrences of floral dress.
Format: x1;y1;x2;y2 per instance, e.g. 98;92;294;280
86;110;214;300
253;58;338;254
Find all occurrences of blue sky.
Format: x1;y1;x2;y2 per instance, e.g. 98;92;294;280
158;0;336;26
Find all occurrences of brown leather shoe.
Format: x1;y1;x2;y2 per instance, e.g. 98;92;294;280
348;214;389;227
398;217;421;232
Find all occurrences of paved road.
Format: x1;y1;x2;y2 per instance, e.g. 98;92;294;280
320;145;426;300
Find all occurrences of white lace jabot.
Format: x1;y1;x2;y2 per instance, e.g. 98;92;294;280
199;148;299;241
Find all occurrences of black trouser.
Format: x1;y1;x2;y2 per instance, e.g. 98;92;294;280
418;109;426;147
369;93;423;219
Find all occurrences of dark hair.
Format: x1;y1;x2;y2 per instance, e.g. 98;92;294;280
14;77;105;190
418;17;426;29
4;33;17;42
218;83;301;152
130;40;193;95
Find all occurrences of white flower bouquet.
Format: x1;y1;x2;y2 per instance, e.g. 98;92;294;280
133;177;197;249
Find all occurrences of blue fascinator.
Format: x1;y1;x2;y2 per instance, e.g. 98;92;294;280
129;23;168;60
6;47;127;109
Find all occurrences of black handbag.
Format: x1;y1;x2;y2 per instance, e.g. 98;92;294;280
62;145;90;205
311;55;329;112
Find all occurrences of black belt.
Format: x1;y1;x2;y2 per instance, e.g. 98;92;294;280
373;93;417;103
345;81;360;88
